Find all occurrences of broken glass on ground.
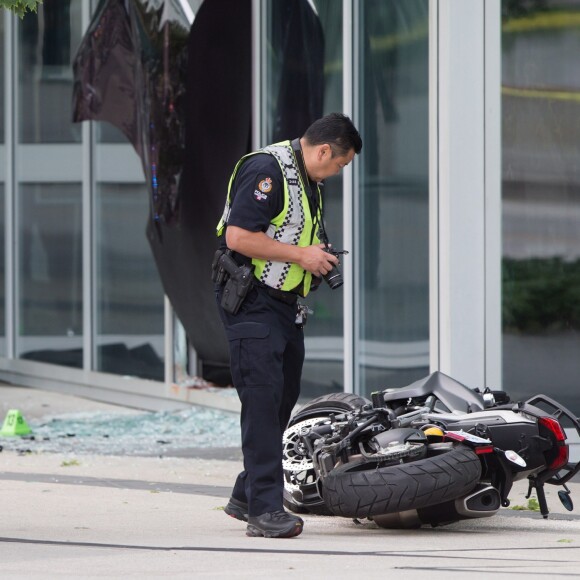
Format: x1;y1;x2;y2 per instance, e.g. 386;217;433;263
0;405;241;457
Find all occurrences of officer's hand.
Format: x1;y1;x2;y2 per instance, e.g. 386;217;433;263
298;244;339;277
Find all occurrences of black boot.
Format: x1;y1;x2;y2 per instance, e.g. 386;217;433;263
246;510;303;538
224;497;248;522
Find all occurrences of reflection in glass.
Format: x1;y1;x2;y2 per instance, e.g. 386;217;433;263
357;0;429;396
18;1;82;143
302;1;344;399
95;183;164;381
266;0;325;142
502;1;580;414
0;13;4;354
18;183;83;367
0;11;4;143
96;122;129;145
0;185;4;356
266;1;345;400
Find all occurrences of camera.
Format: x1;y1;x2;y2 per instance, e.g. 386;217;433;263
322;247;348;290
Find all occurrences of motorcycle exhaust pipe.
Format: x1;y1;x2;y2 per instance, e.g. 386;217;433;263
453;484;501;518
372;485;501;529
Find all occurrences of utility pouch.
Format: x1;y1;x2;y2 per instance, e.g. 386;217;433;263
217;252;254;315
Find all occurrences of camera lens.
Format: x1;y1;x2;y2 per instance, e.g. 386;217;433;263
323;265;343;289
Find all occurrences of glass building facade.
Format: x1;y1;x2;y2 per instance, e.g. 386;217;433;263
263;1;430;400
0;2;166;408
1;1;579;415
501;0;580;411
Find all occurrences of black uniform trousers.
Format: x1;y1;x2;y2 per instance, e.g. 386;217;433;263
215;283;304;517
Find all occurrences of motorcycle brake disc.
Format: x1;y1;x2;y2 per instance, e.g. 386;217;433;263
282;416;324;473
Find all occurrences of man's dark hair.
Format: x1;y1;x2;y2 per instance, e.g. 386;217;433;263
303;112;363;156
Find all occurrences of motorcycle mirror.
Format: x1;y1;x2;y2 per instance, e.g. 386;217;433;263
505;449;527;468
558;490;574;512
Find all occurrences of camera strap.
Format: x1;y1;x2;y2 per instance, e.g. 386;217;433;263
292;139;321;223
291;138;328;246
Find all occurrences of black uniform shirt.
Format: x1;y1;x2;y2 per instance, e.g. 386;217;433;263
227;153;284;232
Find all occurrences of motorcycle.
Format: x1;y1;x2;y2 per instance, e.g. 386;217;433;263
282;371;580;528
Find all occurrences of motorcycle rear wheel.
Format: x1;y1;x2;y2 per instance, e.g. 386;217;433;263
322;444;482;519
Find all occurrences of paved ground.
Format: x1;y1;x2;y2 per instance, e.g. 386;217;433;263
1;383;580;579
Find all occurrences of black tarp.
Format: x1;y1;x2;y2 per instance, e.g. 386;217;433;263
146;0;253;378
73;0;191;224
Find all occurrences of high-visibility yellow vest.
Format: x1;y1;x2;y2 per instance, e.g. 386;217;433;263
217;141;321;296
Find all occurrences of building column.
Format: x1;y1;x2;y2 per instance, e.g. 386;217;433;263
430;0;501;390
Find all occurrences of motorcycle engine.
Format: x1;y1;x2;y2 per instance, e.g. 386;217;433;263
369;428;428;461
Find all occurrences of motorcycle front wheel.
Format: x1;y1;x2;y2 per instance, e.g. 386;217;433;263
282;392;371;515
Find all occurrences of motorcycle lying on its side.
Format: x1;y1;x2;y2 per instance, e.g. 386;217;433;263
282;372;580;528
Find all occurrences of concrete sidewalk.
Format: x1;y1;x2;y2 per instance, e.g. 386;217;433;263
1;384;580;579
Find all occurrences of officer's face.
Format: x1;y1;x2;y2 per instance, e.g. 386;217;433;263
311;145;355;182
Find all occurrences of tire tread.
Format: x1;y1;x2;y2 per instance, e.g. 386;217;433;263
322;445;482;518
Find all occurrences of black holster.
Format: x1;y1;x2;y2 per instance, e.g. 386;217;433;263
212;249;254;315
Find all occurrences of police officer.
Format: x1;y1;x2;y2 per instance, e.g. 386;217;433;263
214;113;362;538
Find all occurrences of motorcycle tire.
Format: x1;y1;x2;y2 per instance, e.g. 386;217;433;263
283;392;371;515
321;444;482;519
290;392;372;421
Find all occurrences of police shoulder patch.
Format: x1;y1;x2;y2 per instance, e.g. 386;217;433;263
253;175;274;202
258;177;273;193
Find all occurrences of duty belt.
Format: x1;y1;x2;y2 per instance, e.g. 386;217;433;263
255;281;298;305
212;247;299;308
